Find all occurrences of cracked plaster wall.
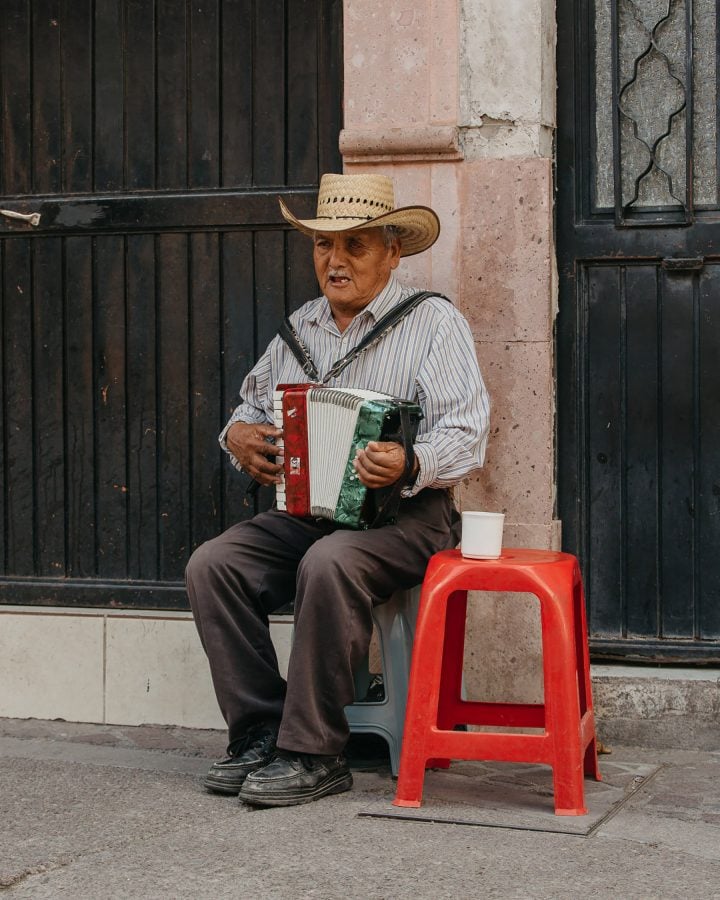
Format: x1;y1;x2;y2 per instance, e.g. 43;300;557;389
459;0;556;157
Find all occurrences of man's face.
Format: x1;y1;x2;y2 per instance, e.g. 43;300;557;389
313;229;401;318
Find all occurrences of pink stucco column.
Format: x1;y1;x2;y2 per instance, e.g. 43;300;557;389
341;0;558;548
342;0;558;701
340;0;463;298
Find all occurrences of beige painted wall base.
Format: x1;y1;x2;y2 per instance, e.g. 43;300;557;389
4;607;718;754
0;607;293;731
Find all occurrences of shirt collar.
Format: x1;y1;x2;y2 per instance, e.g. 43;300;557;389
298;274;406;329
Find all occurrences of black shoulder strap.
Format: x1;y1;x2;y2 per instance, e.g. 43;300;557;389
277;319;320;382
322;291;450;382
278;290;451;384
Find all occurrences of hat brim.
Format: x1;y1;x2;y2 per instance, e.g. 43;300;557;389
279;198;440;257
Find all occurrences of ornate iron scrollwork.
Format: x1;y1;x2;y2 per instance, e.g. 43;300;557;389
611;0;693;225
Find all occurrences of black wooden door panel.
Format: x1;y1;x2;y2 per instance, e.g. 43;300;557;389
0;0;334;195
1;227;318;607
576;262;720;653
557;0;720;660
0;0;342;608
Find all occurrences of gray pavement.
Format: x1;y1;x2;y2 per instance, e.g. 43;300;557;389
1;718;719;899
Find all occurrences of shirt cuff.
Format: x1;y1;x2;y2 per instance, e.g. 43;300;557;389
401;441;439;497
218;422;243;472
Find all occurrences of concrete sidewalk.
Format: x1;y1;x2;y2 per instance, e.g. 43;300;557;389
1;718;719;899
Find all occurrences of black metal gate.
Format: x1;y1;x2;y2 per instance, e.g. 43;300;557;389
0;0;342;609
557;0;720;661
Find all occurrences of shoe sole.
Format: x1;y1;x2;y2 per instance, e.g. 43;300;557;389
204;755;277;795
203;776;245;795
238;771;353;808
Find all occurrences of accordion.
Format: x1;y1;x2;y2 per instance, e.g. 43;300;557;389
273;384;423;529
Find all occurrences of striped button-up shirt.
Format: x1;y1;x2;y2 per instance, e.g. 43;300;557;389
221;274;490;496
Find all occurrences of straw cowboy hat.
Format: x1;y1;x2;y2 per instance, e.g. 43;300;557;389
279;173;440;257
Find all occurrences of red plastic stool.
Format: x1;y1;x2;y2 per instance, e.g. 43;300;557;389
393;548;601;815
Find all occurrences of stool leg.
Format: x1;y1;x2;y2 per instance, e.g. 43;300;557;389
538;567;588;815
552;761;587;816
583;740;601;782
346;589;418;777
437;590;467;728
394;579;452;807
376;597;414;777
427;590;467;768
574;573;602;781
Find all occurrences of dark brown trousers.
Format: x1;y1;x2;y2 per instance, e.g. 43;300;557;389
186;488;459;755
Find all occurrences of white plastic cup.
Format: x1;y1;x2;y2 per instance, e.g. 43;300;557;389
461;511;505;559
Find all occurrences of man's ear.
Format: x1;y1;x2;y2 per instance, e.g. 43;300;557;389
389;240;402;269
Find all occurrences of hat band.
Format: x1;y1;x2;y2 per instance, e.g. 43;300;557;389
314;214;375;222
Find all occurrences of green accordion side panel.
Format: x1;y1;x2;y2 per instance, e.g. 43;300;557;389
333;401;389;528
333;399;423;529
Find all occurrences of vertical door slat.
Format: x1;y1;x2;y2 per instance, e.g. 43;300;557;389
287;0;319;186
94;235;128;577
32;237;66;573
64;236;96;576
93;0;124;191
126;234;158;579
0;1;33;194
157;233;190;580
190;232;222;546
189;0;220;189
124;0;156;190
220;0;253;187
623;266;660;637
696;265;720;639
155;0;188;190
32;0;63;194
585;265;624;636
3;239;35;574
60;0;93;193
659;269;697;638
253;1;286;185
221;231;256;527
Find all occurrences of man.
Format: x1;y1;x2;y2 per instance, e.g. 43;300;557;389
187;173;490;808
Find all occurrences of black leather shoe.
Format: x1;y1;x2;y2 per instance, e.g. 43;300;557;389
203;726;278;795
237;751;353;807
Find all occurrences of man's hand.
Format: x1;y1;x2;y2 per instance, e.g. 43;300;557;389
227;422;283;485
353;441;417;489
